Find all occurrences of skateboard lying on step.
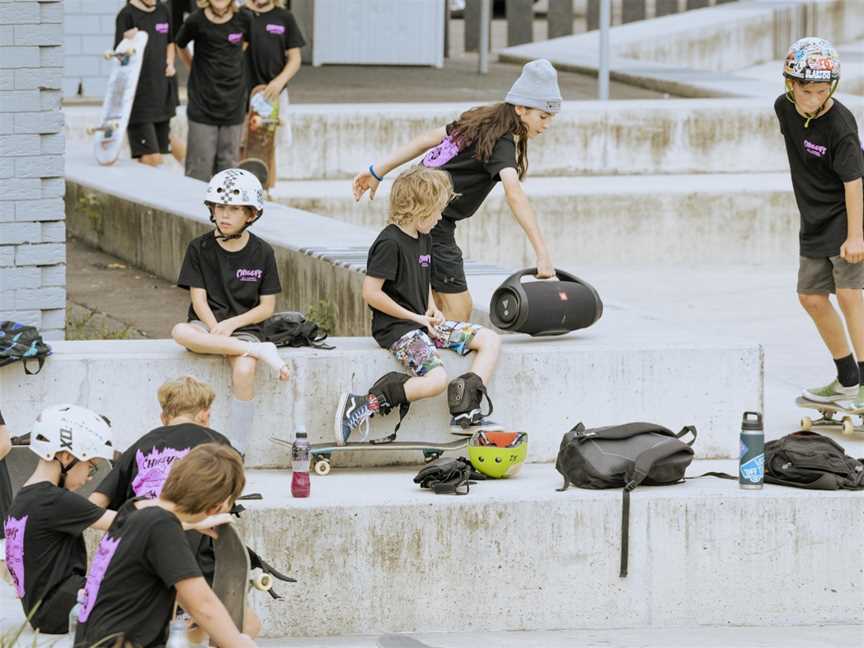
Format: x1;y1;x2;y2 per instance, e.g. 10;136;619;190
795;396;864;436
239;85;281;189
270;436;468;476
87;31;148;165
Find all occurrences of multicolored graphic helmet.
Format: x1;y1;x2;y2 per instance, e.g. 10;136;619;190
467;430;527;479
204;168;265;215
30;404;114;462
783;37;840;83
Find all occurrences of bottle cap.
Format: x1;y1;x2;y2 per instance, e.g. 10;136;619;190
741;411;763;431
296;431;307;438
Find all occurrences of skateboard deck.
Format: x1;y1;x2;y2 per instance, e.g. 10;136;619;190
239;85;280;189
212;523;251;633
271;436;468;475
795;396;864;436
89;31;148;165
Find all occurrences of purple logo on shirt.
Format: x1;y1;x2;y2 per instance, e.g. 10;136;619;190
266;24;286;35
228;32;243;45
131;447;191;499
3;515;28;598
79;534;122;623
422;136;461;168
804;139;827;158
236;268;263;282
155;22;169;34
418;254;431;268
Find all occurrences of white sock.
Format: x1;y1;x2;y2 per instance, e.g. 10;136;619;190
229;397;255;456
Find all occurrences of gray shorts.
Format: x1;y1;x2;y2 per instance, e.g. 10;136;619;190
185;120;244;182
797;255;864;293
189;320;261;344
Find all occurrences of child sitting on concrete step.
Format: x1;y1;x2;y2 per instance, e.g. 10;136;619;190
335;166;502;445
172;169;289;457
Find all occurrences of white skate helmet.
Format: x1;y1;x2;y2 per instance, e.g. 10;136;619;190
30;404;114;463
204;168;265;216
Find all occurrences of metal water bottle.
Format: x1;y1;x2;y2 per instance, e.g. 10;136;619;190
739;411;764;489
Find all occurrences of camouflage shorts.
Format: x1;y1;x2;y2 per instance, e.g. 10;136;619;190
389;321;481;377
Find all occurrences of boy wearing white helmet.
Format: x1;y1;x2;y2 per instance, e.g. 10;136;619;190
776;37;864;404
3;405;116;635
172;169;289;456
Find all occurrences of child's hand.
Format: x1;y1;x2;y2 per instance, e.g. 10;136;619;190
184;513;233;538
535;256;556;279
262;80;282;104
352;169;380;201
426;306;445;328
165;62;176;78
416;314;443;339
841;238;864;264
211;319;238;337
123;27;139;41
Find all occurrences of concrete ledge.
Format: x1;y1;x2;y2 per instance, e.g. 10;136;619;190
234;464;863;636
273;173;800;267
0;325;761;467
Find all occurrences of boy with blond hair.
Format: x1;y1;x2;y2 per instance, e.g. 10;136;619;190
335;166;502;444
75;444;256;648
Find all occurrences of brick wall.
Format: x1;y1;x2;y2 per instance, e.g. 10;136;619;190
0;0;66;339
63;0;125;99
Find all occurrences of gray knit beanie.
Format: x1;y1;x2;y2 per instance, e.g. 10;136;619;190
505;59;562;114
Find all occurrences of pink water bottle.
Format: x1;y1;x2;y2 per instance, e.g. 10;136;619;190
290;430;311;498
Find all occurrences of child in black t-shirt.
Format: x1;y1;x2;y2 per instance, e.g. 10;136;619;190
172;169;289;456
3;405;115;635
335;167;502;444
115;0;181;167
75;443;256;648
175;0;251;181
776;38;864;404
352;59;562;322
0;409;13;558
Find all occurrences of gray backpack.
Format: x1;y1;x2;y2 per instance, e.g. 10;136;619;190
556;422;697;577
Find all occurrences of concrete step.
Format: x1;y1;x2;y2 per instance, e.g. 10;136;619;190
197;464;864;636
63;95;864;180
272;173;800;267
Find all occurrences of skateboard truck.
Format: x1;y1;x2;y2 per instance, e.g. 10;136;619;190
86;121;120;137
103;49;135;65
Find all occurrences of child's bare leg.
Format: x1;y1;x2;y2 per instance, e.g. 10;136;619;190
799;293;852;357
138;153;163;167
836;288;864;359
433;290;473;322
466;328;501;385
404;366;448;401
172;324;289;381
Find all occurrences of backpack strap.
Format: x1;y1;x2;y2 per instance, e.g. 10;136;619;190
570;422;677;443
23;355;46;375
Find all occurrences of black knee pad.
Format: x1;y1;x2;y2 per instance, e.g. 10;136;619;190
448;372;493;426
368;372;411;440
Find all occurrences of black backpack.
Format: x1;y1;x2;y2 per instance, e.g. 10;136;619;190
260;311;333;350
556;422;697;577
414;457;485;495
0;321;51;375
765;431;864;490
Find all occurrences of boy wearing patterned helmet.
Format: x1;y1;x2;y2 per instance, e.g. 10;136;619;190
775;37;864;404
172;169;289;456
3;405;116;635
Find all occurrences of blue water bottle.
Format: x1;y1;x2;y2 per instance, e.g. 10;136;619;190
739;411;764;489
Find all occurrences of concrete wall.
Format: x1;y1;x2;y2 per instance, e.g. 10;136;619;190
0;0;66;340
62;0;125;99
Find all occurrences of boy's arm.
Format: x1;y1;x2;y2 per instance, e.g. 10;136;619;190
363;276;432;328
0;423;10;461
353;127;449;201
166;43;176;77
841;178;864;263
211;295;275;337
88;492;110;508
88;510;116;532
177;45;192;69
176;577;255;648
262;48;301;103
191;288;219;330
500;168;554;278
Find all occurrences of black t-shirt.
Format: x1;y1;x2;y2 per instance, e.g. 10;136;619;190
366;224;432;348
0;409;11;541
175;9;251;125
421;122;517;223
169;0;193;39
4;482;104;634
115;2;179;125
177;231;282;336
243;6;306;92
75;502;202;648
775;95;864;257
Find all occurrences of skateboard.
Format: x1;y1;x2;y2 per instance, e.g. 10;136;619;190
796;396;864;436
270;436;468;476
211;523;273;633
239;85;280;189
87;31;148;165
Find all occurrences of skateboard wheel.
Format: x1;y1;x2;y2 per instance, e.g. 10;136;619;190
842;417;854;435
313;458;331;476
800;416;813;431
253;573;273;591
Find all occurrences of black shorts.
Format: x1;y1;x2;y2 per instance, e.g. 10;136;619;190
127;120;171;158
430;218;468;294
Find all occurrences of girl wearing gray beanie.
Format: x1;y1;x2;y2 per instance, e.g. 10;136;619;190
352;59;561;321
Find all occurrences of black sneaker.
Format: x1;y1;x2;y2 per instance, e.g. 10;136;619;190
334;392;372;445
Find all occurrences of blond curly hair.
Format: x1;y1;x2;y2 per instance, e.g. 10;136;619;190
388;166;455;227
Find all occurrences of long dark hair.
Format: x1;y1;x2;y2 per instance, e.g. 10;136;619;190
449;102;528;180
